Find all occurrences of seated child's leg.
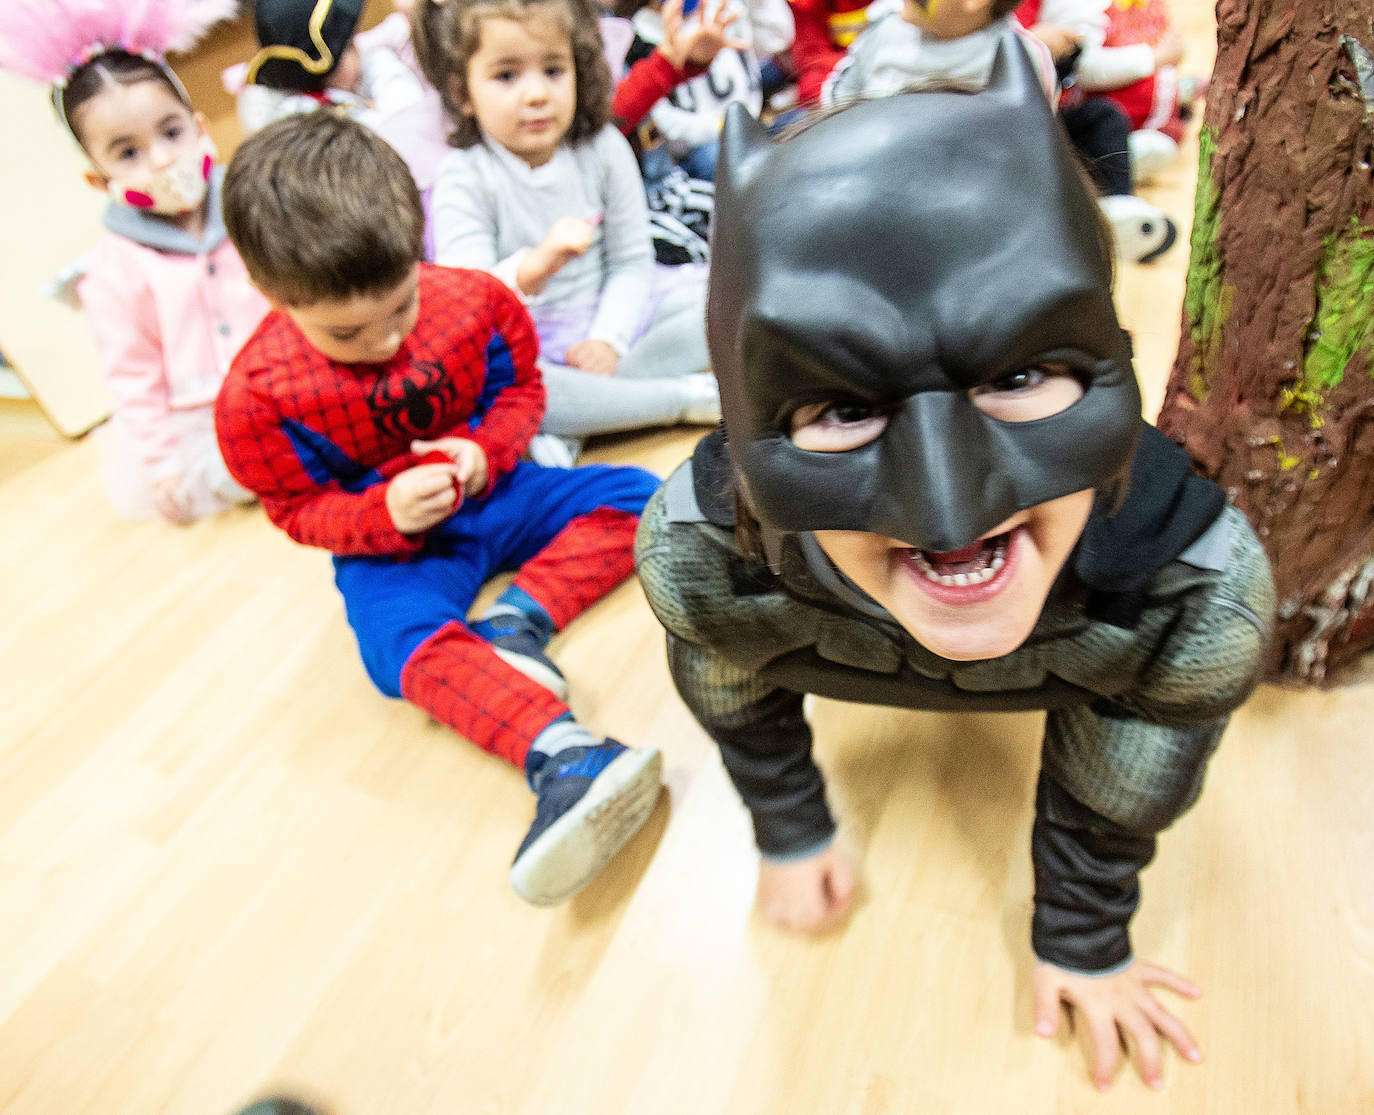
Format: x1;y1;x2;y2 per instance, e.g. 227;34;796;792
400;620;571;766
338;536;662;905
614;270;711;382
537;360;719;438
506;506;643;629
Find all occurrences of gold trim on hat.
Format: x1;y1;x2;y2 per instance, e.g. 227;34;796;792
245;0;339;85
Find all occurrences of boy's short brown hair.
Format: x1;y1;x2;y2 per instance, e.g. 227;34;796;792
223;111;425;306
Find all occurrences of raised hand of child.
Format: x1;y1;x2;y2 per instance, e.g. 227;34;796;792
1029;23;1083;63
756;840;857;932
660;0;747;72
565;339;619;377
1153;26;1185;69
1032;958;1203;1091
517;215;601;295
152;473;195;525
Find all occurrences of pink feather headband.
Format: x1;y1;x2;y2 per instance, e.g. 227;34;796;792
0;0;237;133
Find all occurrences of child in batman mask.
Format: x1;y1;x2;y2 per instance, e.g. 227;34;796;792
635;28;1274;1092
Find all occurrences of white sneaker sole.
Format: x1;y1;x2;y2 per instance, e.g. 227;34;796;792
494;648;571;702
510;747;664;907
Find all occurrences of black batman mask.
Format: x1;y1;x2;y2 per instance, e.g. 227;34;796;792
707;27;1142;554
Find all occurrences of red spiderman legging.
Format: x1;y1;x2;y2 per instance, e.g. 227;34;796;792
334;461;660;767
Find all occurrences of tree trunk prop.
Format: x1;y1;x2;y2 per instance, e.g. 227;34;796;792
1157;1;1374;683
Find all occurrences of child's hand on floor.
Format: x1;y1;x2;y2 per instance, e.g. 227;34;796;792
152;473;195;525
756;841;857;932
1032;958;1203;1091
565;339;619;377
518;216;601;295
660;0;747;72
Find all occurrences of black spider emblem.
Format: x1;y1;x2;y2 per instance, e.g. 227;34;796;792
370;361;458;440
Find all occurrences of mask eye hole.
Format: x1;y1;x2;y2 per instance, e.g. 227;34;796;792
788;400;890;452
968;364;1084;422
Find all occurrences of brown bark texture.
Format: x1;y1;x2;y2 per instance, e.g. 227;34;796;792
1157;1;1374;683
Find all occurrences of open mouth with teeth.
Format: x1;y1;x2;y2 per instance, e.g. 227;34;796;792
898;528;1018;602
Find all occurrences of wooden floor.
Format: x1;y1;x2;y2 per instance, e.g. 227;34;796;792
4;3;1373;1112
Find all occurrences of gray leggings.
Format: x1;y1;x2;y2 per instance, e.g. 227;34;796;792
539;278;709;438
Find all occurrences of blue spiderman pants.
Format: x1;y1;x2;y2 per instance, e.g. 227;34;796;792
334;461;660;766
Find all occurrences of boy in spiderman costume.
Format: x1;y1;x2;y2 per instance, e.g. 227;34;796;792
215;112;663;907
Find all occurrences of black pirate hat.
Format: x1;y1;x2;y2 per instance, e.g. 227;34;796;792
246;0;367;92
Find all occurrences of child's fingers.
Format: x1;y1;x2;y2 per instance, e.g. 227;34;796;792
1139;997;1202;1065
1117;1005;1164;1089
824;864;855;911
1137;962;1201;999
1030;969;1064;1038
1082;1009;1123;1091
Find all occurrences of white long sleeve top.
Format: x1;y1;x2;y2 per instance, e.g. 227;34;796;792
430;125;654;356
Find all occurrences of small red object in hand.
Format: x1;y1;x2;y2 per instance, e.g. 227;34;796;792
416;449;463;506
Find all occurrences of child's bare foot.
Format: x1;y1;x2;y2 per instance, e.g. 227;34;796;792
756;841;857;931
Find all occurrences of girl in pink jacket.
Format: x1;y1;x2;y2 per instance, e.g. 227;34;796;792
0;0;269;523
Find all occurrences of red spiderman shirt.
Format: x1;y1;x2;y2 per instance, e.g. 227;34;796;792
216;263;544;556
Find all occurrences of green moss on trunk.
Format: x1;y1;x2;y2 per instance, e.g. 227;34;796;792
1180;127;1230;403
1296;217;1374;414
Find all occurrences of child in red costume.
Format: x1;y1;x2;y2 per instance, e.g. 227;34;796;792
215;112;664;908
1080;0;1189;182
788;0;876;106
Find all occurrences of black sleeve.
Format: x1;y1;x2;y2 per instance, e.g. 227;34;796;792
1030;772;1155;972
667;634;836;857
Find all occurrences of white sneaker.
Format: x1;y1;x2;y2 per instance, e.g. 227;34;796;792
680;372;721;426
1128;129;1180;185
527;433;582;469
1098;193;1178;264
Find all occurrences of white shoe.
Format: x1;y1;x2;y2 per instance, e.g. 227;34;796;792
1128;129;1180;185
1098;193;1178;264
680;372;721;426
527;433;582;469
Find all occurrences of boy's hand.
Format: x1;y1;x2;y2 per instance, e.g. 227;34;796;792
1032;958;1203;1091
385;444;481;534
411;437;489;496
565;339;619;377
152;473;195;525
756;841;857;932
660;0;747;72
1029;23;1082;62
1153;27;1185;69
518;216;601;295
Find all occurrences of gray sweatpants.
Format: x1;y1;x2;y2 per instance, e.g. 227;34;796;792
538;276;710;438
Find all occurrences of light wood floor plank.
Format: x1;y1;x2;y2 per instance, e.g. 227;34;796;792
3;3;1371;1111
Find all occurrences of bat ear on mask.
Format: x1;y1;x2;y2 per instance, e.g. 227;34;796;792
984;16;1046;108
718;103;773;196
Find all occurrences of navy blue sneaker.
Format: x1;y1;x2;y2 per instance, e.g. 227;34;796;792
488;628;569;701
510;741;663;906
